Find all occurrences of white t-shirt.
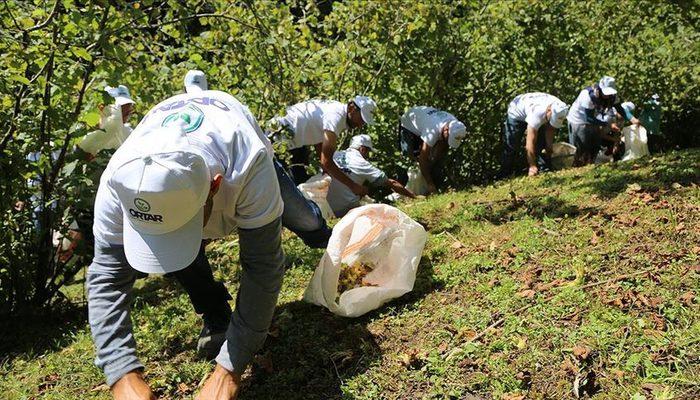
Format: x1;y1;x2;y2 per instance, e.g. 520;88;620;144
279;100;348;149
93;90;283;246
326;148;388;216
78;104;133;155
507;92;560;129
400;106;457;147
567;89;596;125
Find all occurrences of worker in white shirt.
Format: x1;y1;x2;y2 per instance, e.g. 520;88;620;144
567;76;639;166
326;134;416;217
77;85;136;158
497;92;569;178
87;89;285;400
398;106;467;194
270;96;377;194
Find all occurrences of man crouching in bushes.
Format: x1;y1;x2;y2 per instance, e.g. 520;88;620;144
87;89;284;400
326;134;416;217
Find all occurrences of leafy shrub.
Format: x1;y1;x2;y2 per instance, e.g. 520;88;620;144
1;0;698;314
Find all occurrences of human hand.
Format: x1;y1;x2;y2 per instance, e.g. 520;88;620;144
111;371;156;400
352;183;369;197
196;364;241;400
528;166;539;177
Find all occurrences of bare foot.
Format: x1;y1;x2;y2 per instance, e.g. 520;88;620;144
196;364;241;400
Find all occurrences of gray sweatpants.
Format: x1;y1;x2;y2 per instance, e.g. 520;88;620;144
87;217;284;386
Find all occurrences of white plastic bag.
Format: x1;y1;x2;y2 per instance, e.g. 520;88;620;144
551;142;576;170
622;125;649;161
406;166;428;195
303;204;427;317
594;149;613;164
297;174;336;220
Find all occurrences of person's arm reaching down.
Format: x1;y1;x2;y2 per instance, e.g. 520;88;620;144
524;125;539;175
386;178;416;199
584;108;607;126
320;131;368;196
418;141;436;194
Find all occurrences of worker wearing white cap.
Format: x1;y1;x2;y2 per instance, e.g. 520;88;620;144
86;90;285;399
61;85;137;266
326;134;416;217
184;69;208;93
497;92;569;178
270;96;377;195
77;85;136;158
398;106;468;194
567;76;632;166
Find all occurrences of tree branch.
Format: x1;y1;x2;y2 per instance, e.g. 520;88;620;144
26;0;61;32
2;0;22;31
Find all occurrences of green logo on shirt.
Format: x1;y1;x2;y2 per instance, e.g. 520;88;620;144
134;198;151;212
162;104;204;133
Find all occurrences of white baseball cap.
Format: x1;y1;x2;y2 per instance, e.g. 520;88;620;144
184;70;208;93
549;101;569;129
598;76;618;96
621;101;635;113
447;120;467;148
110;126;211;274
352;95;377;125
349;134;374;151
105;85;135;107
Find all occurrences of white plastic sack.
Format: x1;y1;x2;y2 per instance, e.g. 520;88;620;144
594;149;613;165
551;142;576;170
303;204;427;317
297;174;335;220
406;166;428;195
622;125;649;161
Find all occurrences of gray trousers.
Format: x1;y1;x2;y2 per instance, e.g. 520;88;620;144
87;217;284;386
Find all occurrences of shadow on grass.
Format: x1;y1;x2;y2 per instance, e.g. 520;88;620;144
577;154;700;199
0;303;87;362
240;256;439;400
472;194;600;225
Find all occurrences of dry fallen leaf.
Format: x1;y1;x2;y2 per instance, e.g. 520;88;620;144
572;344;591;360
399;348;424;369
675;222;686;232
641;382;667;393
517;289;536;299
515;370;532;389
680;291;695;306
626;183;642;193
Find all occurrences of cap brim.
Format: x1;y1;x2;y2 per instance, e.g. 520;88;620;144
361;110;375;125
123;207;203;274
185;84;205;93
600;87;617;96
115;97;135;107
448;135;463;149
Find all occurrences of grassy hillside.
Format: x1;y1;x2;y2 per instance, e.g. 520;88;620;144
1;149;699;400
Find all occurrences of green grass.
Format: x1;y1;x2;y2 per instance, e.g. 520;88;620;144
1;149;699;399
